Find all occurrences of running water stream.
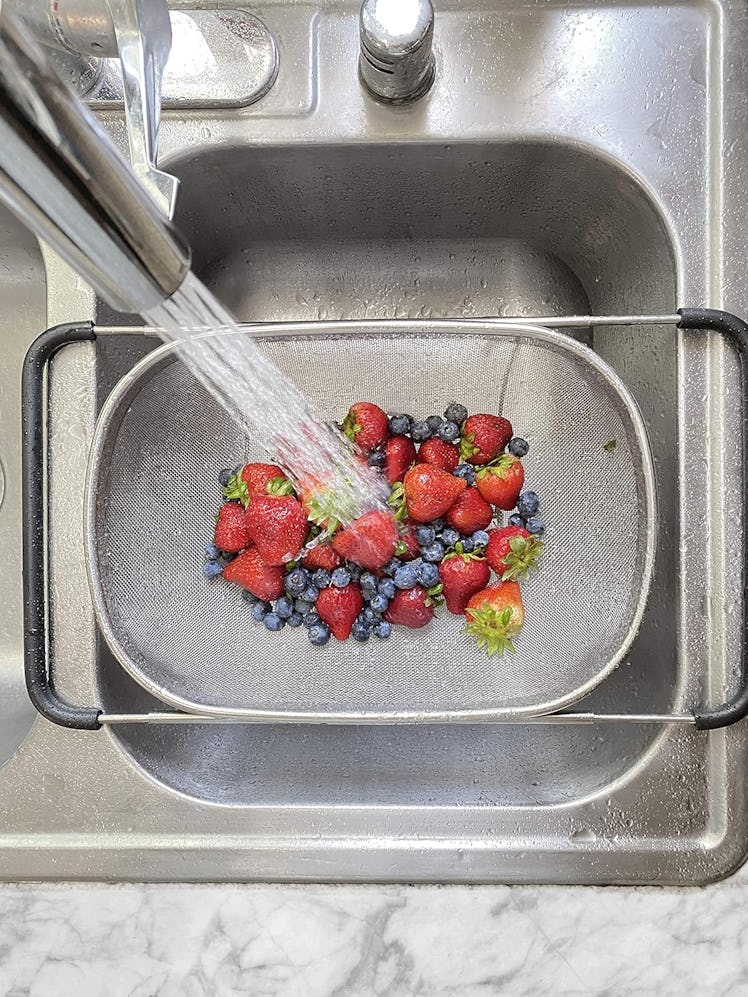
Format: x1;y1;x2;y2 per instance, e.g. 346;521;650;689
144;272;390;522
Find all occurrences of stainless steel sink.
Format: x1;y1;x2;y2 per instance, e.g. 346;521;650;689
0;0;746;883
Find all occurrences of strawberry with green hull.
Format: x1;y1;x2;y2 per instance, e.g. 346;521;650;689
439;551;491;615
245;495;309;565
223;463;293;507
395;521;420;562
341;402;389;454
476;455;525;510
223;547;285;601
316;582;364;640
214;502;251;552
332;508;398;570
383;435;416;483
385;585;435;628
486;526;543;581
403;464;467;523
460;414;513;465
464;582;525;656
444;487;493;534
416;437;460;473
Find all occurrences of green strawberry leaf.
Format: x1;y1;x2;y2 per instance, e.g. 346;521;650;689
459;432;478;461
223;472;250;508
266;475;296;497
387;481;408;521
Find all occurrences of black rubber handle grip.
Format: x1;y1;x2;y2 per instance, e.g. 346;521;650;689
677;309;748;729
22;322;102;729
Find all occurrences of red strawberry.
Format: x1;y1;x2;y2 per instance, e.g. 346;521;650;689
332;509;398;570
416;438;460;473
298;476;343;531
245;495;309;565
214;502;251;553
460;414;513;465
341;402;389;454
385;585;435;629
403;465;467;523
222;547;284;601
383;435;417;483
444;487;493;534
301;540;342;571
439;552;491;615
486;526;543;581
465;582;525;656
241;462;288;495
475;456;525;510
316;583;364;640
395;521;420;561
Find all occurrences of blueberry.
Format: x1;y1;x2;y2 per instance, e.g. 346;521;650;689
429;518;445;533
242;590;259;605
286;612;304;628
302;584;319;603
394;563;419;589
352;620;371;642
471;530;490;548
416;561;440;588
508;513;526;528
202;561;223;578
263;612;284;632
415;525;436;546
204;543;221;561
308;622;331;646
377;578;397;599
508;437;529;458
453;463;476;486
303;611;321;628
284;567;310;597
441;528;460;547
368;450;386;469
360;571;378;598
251;601;271;622
444;402;468;425
389;413;412;436
459;537;475;553
373;620;392;639
331;567;351;588
427;415;444;432
411;419;432;442
295;598;314;615
363;606;382;624
421;540;446;563
348;564;362;583
275;595;295;619
383;558;402;578
218;468;233;487
370;593;389;613
517;491;540;517
313;569;332;589
438;421;460;442
525;516;545;535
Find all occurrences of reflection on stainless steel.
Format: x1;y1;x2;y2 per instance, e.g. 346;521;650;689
0;12;189;311
0;0;745;885
4;0;178;215
359;0;435;102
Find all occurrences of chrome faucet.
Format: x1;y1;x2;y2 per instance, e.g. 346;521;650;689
2;0;178;217
359;0;435;103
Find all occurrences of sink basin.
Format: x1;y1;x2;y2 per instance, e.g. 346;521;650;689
0;0;745;884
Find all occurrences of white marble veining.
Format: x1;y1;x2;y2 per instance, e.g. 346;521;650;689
1;878;747;996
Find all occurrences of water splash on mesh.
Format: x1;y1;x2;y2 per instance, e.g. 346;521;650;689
143;273;389;521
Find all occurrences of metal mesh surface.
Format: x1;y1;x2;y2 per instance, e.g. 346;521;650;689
86;321;656;720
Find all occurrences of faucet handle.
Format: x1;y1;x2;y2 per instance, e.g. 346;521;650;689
107;0;178;218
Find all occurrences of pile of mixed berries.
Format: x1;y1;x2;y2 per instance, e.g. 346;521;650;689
203;401;544;655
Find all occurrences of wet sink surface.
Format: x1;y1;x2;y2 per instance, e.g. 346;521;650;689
0;0;746;883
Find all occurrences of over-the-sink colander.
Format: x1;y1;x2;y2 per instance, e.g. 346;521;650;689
83;319;656;722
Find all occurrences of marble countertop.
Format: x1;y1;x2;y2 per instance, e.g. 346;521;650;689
1;874;746;995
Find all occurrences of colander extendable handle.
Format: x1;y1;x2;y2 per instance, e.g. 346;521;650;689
22;321;102;730
678;308;748;731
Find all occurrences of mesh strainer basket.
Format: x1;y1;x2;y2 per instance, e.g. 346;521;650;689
85;319;656;722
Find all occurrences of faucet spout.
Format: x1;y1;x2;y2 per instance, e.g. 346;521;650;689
0;12;190;312
359;0;435;103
